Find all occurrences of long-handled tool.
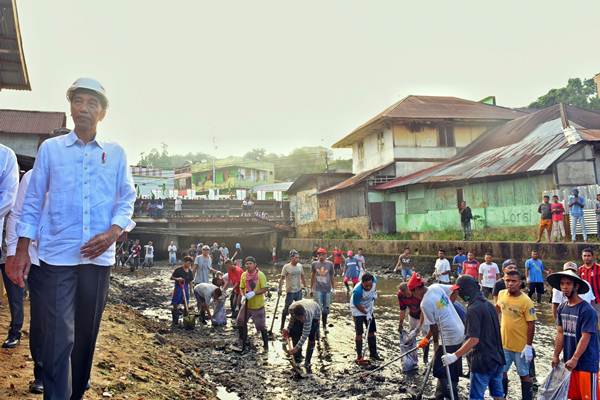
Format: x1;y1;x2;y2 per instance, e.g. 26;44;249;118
439;324;455;400
286;337;306;378
356;345;419;381
268;289;283;339
414;360;433;400
180;283;196;330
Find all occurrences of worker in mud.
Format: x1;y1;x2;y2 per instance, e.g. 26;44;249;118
311;248;335;334
193;277;224;325
234;256;269;352
278;249;306;332
351;272;384;365
222;259;243;319
343;250;361;294
282;299;321;374
414;277;464;399
7;78;136;399
496;269;536;400
441;275;506;400
550;268;600;400
171;256;195;327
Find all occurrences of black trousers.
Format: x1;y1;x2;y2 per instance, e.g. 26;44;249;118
37;262;111;400
0;263;24;340
28;264;43;381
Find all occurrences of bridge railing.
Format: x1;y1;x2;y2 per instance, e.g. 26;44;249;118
133;199;291;223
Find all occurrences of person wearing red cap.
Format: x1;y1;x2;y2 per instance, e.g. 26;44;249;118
311;248;335;334
332;246;344;277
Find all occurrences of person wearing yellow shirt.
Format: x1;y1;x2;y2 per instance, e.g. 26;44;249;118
234;256;269;353
496;269;536;400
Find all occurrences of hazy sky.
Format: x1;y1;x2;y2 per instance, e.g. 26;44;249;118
1;1;599;164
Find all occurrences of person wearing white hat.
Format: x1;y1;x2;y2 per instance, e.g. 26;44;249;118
7;77;136;399
549;269;600;399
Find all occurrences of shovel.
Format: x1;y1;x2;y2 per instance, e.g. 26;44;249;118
286;337;306;378
268;289;283;340
180;283;196;330
356;345;419;381
414;360;433;400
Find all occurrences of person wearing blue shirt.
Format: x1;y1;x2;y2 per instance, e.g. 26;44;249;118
7;78;136;400
351;273;383;364
569;188;587;242
525;250;545;303
343;250;361;293
452;247;467;276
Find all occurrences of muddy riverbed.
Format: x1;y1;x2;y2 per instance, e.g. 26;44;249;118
110;261;558;400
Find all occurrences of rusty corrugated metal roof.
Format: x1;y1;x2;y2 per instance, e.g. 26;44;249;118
0;109;66;135
287;173;353;195
333;95;528;148
0;0;30;91
376;104;600;190
318;161;395;195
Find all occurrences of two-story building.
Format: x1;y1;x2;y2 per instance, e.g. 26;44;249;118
190;157;275;199
323;95;527;236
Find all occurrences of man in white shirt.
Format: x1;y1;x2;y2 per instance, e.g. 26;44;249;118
0;144;19;348
144;241;154;267
8;78;136;399
434;249;451;284
168;241;177;266
479;252;500;299
174;197;182;217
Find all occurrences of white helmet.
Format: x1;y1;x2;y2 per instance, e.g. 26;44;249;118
66;77;108;108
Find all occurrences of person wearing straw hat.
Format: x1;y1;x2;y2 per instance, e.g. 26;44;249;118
549;268;600;400
551;262;595;320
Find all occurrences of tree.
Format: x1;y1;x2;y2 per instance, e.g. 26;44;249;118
529;77;600;111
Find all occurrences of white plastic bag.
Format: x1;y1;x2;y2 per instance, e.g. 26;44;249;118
400;331;418;372
536;362;571;400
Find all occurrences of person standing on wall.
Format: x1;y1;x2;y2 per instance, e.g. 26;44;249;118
8;78;136;399
459;200;473;241
550;195;566;242
536;195;552;243
569;188;587;242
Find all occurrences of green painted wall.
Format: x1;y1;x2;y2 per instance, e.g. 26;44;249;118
376;174;555;232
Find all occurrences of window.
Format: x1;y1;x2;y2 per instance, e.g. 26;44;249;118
377;132;385;152
357;142;365;161
437;125;455;147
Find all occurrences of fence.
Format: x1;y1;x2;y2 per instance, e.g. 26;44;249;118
543;184;600;236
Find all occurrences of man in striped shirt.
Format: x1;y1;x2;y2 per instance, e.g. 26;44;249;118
580;247;600;319
283;299;321;374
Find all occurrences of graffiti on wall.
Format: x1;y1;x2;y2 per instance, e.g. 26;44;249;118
293;189;318;225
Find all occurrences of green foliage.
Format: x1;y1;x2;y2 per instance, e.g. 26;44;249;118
529;77;600;111
138;143;213;169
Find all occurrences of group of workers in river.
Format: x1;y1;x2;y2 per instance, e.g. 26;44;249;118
170;245;600;400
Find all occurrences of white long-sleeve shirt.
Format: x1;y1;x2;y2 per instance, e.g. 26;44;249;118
6;170;39;265
0;144;19;246
16;131;136;266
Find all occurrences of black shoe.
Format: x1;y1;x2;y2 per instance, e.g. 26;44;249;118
29;379;43;394
2;337;19;348
304;364;312;374
370;353;384;361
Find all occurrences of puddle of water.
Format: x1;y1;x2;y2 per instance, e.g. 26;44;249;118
216;385;240;400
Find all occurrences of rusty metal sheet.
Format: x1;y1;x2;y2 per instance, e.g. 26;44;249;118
0;109;66;135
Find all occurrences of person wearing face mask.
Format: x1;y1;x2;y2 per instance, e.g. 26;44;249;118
441;275;506;400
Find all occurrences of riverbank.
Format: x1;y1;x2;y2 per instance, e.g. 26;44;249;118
0;288;215;399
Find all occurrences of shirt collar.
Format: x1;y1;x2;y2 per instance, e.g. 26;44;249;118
65;130;104;149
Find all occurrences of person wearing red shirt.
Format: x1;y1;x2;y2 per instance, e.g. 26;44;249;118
223;259;244;318
461;251;480;279
550;195;566;242
579;248;600;319
332;246;344;276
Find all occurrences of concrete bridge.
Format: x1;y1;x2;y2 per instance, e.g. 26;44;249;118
128;199;293;261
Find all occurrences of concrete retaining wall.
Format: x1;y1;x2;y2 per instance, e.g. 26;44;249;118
282;237;600;267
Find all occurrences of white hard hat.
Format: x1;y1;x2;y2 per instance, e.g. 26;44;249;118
66;77;108;108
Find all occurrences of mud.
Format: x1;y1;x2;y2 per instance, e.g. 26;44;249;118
110;260;559;400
